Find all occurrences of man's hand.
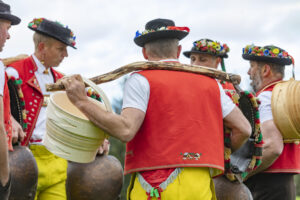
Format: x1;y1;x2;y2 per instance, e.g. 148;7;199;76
97;139;110;155
11;116;25;144
60;75;88;107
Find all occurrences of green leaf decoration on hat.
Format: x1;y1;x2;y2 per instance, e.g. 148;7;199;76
28;18;45;29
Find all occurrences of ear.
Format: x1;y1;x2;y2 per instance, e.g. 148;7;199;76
216;57;222;67
142;47;148;60
177;45;182;59
261;64;271;77
38;42;45;52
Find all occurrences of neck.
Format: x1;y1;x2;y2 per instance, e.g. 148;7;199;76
34;52;51;69
259;77;283;91
147;56;177;61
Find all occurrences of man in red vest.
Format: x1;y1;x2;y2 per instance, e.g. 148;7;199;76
242;44;300;200
5;18;76;200
62;18;251;199
0;1;20;199
183;38;235;90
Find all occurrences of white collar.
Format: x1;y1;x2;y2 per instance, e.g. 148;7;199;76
32;54;49;74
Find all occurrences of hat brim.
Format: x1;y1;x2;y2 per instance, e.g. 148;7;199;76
134;30;188;47
0;13;21;25
242;54;292;65
183;50;228;59
29;27;76;49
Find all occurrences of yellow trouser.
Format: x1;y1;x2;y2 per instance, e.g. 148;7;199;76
128;167;217;200
30;145;67;200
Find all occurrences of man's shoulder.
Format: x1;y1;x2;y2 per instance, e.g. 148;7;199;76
9;56;32;71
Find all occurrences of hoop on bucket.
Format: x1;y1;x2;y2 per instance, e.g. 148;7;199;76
44;77;112;163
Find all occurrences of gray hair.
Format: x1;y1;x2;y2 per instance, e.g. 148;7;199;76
33;32;55;50
144;38;179;59
258;61;285;78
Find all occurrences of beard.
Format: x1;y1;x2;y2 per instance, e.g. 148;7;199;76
250;72;262;93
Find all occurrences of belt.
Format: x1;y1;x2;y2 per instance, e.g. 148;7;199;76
29;139;42;143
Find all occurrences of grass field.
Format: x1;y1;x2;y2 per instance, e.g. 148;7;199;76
297;196;300;200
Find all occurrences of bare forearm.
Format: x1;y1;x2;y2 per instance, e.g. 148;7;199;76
246;145;279;178
76;100;129;141
0;127;9;186
76;100;133;142
245;120;283;179
230;127;250;151
224;107;252;152
62;75;144;143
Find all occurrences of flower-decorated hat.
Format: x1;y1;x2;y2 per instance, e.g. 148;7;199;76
134;18;190;47
0;0;20;25
183;38;230;59
28;18;76;49
242;44;294;66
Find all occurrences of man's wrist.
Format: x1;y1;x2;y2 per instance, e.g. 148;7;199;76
74;98;89;111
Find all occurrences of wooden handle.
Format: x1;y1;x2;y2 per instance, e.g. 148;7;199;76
2;54;29;66
46;61;241;91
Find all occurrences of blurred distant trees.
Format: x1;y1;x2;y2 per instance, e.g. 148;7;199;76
107;76;130;200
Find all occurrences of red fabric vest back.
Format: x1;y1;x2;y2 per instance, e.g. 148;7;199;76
124;70;224;175
9;56;63;146
257;83;300;173
221;81;235;90
3;73;12;151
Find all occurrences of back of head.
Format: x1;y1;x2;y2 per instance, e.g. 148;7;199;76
144;38;179;60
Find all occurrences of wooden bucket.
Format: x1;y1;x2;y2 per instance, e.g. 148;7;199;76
272;78;300;142
44;78;112;163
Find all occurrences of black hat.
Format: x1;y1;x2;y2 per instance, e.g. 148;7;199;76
28;18;76;49
134;18;189;47
242;44;293;65
0;0;20;25
183;39;230;58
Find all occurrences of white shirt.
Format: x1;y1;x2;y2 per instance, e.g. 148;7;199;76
257;91;273;123
6;55;54;144
0;61;5;96
122;73;235;118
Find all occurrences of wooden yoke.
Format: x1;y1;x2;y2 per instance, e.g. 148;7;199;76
2;54;28;66
46;61;241;91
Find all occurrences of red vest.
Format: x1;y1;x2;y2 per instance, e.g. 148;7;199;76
257;82;300;173
8;56;63;146
221;81;235;90
3;73;12;151
124;70;224;175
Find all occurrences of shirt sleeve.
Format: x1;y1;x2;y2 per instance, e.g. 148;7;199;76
217;82;236;118
5;66;19;79
257;91;273;123
0;61;5;96
122;73;150;113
